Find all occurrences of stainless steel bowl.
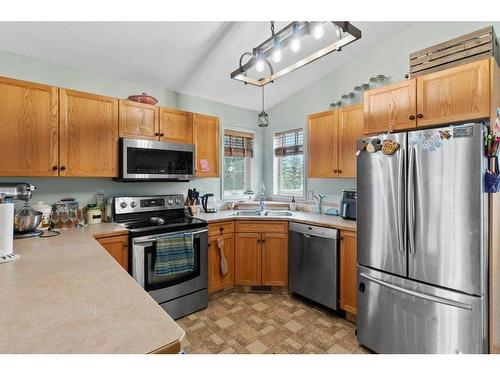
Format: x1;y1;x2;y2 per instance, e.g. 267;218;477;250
14;210;43;233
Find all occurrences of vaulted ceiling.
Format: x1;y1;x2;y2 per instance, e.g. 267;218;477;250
0;22;413;110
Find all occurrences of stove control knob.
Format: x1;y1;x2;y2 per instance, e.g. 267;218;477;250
167;199;173;205
120;201;128;209
174;198;181;205
130;201;137;208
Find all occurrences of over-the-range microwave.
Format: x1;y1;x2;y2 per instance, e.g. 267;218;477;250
117;138;195;181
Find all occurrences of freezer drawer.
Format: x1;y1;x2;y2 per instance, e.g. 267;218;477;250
357;265;487;354
288;223;338;309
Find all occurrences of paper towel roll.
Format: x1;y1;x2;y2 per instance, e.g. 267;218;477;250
0;203;14;256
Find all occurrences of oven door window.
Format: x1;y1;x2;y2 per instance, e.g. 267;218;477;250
127;147;193;175
143;236;201;291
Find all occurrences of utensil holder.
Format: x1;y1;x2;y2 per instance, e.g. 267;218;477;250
485;157;500;193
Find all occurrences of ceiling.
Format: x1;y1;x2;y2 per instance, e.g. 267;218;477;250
0;22;413;111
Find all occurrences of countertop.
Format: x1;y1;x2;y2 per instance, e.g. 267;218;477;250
194;210;357;232
0;223;184;354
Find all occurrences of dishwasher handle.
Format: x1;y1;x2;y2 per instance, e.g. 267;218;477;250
289;222;338;239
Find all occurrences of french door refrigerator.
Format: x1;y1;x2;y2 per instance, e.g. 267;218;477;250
356;123;489;354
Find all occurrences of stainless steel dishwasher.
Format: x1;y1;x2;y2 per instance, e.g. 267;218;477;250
288;222;339;309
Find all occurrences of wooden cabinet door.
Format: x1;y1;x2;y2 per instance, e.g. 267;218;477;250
59;89;119;177
261;232;288;286
363;79;417;134
339;230;357;315
159;108;193;143
338;104;364;178
416;59;490;127
235;232;261;285
119;99;159;140
0;77;59;176
307;110;339;177
96;234;129;270
208;233;234;293
193;113;220;177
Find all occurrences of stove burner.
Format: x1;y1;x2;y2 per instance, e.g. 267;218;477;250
150;217;165;225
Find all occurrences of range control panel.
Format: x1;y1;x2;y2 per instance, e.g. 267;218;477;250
114;194;184;214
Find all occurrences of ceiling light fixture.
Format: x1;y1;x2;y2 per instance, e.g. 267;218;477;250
258;86;269;128
231;21;361;87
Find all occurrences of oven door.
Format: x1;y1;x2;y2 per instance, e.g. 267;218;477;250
131;228;208;303
120;138;195;181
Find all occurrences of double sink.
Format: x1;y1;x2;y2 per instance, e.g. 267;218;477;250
230;210;293;217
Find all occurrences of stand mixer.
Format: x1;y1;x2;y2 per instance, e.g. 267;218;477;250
0;182;43;238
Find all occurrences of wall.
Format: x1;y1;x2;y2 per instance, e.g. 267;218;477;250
0;50;260;205
265;21;500;202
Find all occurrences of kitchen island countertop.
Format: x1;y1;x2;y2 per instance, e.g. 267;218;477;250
0;223;184;354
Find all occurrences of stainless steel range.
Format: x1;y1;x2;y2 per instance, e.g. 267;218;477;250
114;194;208;319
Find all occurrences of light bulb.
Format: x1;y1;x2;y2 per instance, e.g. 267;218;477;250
312;23;325;40
255;58;265;72
272;48;282;63
290;37;301;53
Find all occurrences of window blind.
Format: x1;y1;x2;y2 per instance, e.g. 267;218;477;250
224;130;254;157
274;128;304;157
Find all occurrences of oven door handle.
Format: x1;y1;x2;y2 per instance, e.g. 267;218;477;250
133;229;208;245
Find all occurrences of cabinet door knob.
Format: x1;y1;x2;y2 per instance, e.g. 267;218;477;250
52;166;58;171
60;166;66;171
408;115;415;120
338;170;342;174
417;113;423;119
333;169;338;173
154;132;160;136
160;133;165;137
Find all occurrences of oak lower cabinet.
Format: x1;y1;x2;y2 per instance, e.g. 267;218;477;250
159;107;193;143
208;221;235;293
307;104;363;178
235;221;288;286
193;113;220;177
339;230;357;316
119;99;159;140
95;234;129;270
0;76;59;176
59;89;119;177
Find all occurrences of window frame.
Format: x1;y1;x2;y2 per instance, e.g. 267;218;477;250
221;126;256;201
272;127;306;200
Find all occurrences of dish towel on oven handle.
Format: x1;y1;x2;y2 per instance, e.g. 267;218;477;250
217;236;228;277
154;232;194;276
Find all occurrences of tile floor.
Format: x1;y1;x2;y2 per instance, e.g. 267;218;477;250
177;292;370;354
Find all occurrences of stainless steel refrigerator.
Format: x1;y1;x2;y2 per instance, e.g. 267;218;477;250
356;123;489;354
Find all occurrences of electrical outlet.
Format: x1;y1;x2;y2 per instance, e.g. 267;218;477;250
307;190;315;200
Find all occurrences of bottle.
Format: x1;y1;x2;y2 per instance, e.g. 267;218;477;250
290;196;296;211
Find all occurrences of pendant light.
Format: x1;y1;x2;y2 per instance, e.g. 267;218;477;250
258;86;269;128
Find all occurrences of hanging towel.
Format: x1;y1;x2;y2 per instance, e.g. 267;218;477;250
154;233;194;276
217;236;228;277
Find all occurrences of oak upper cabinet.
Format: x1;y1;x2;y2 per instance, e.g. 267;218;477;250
159;108;193;143
416;59;490;127
119;99;159;140
234;232;261;285
339;230;357;315
261;232;288;286
363;79;417;134
59;89;119;177
307;110;339;178
95;234;129;270
193;113;220;177
338;104;364;178
0;76;59;176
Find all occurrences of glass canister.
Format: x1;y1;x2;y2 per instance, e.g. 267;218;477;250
354;83;371;103
329;101;342;110
87;204;102;225
369;75;388;89
341;92;355;106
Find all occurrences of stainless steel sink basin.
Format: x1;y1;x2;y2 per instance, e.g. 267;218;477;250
264;211;293;217
230;210;263;216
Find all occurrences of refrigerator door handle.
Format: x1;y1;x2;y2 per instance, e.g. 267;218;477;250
359;272;473;311
396;150;405;253
407;147;416;255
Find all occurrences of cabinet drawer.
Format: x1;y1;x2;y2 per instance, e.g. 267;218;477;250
208;221;234;236
236;221;288;233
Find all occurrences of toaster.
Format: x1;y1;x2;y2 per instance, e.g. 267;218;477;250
340;190;357;221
